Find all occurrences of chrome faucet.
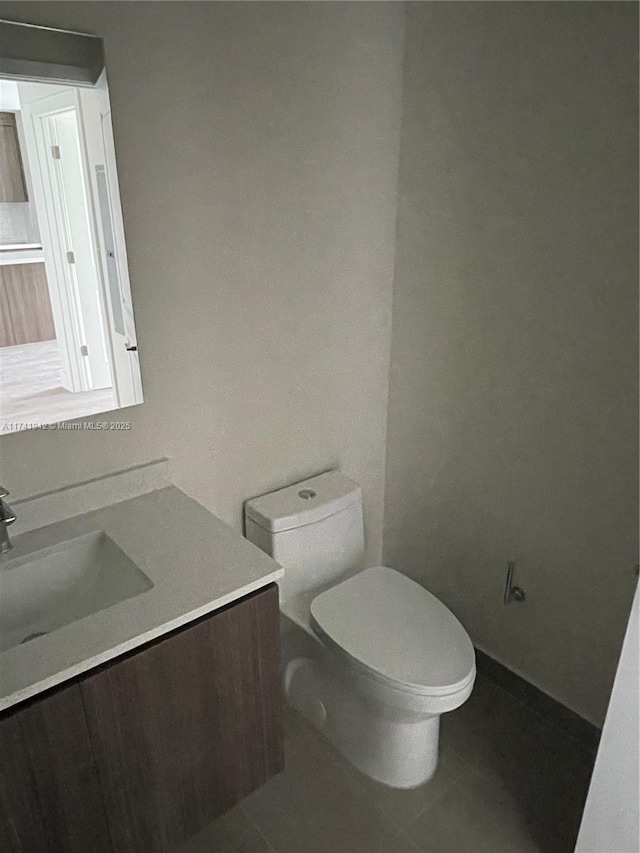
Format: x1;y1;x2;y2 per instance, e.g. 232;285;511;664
0;486;16;553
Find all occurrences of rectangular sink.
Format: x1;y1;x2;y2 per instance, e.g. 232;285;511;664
0;531;153;653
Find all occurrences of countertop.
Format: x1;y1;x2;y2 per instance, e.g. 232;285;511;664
0;484;283;712
0;243;41;251
0;245;44;266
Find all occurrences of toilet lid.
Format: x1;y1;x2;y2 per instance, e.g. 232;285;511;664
310;566;475;696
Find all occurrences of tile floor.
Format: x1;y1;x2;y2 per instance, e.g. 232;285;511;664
177;674;595;853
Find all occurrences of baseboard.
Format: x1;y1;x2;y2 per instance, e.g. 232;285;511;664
474;648;601;754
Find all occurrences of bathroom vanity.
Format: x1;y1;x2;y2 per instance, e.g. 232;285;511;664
0;462;285;853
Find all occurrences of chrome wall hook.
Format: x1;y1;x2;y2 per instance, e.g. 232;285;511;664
503;561;526;605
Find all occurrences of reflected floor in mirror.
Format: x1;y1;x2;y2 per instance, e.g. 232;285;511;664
0;340;116;429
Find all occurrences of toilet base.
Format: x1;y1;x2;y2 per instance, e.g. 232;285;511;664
282;614;442;789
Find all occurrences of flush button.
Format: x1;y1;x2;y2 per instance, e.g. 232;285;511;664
298;489;317;500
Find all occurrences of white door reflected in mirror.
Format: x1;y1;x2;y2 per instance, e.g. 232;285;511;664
0;70;143;433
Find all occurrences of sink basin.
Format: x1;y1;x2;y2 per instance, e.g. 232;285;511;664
0;531;153;652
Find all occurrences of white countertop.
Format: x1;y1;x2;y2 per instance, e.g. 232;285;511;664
0;246;44;266
0;484;283;712
0;243;41;251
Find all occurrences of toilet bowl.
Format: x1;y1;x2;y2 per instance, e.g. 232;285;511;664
245;471;476;789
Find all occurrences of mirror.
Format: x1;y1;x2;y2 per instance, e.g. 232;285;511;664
0;21;143;433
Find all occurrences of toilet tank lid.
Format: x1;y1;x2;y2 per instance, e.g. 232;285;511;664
244;471;361;533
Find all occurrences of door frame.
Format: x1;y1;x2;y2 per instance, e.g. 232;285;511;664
80;72;142;407
20;86;114;393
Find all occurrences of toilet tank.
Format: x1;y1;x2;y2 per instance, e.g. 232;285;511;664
244;471;365;603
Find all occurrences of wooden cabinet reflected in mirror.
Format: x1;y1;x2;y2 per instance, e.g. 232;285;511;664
0;263;54;347
0;111;28;202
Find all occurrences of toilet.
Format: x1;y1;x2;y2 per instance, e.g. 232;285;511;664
244;470;475;789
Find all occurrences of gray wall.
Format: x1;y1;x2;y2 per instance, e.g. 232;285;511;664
384;2;638;725
0;1;636;727
0;1;404;567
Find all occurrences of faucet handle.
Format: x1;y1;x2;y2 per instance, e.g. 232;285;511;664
0;486;8;499
0;503;15;524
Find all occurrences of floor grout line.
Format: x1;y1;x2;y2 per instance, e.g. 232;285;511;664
401;765;473;835
281;711;430;848
287;705;472;841
239;802;279;853
465;764;570;848
246;702;583;853
439;729;582;851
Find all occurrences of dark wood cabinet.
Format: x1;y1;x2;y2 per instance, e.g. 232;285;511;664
81;582;283;852
0;682;112;853
0;583;283;853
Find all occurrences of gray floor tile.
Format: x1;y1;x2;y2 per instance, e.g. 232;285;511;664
441;675;593;849
311;718;471;828
174;805;273;853
405;769;563;853
243;708;422;853
175;682;591;853
441;674;543;784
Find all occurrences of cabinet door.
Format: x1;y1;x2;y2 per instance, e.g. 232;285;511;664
0;262;56;347
0;683;112;853
0;112;28;202
80;583;283;853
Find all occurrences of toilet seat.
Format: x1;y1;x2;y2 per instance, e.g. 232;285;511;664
310;566;475;697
